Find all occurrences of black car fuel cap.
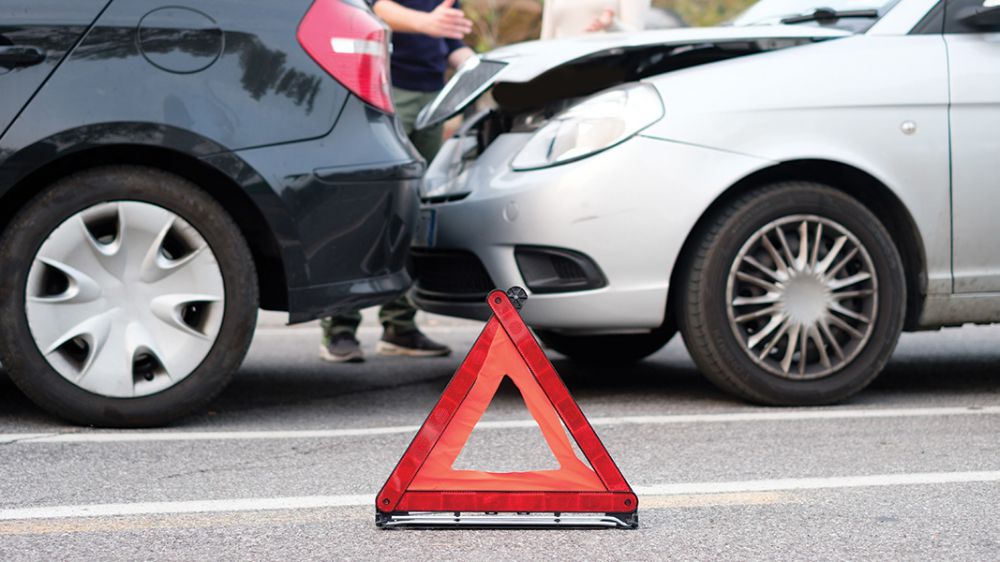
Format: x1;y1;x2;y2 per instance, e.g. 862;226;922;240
138;7;223;74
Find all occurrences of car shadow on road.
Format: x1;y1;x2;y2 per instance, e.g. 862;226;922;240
164;327;1000;423
1;326;998;427
871;352;1000;396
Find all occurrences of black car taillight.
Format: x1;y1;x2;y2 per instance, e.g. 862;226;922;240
297;0;394;113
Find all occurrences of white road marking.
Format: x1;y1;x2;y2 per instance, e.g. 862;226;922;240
1;406;997;445
0;495;371;521
1;470;997;521
0;425;424;444
632;470;1000;495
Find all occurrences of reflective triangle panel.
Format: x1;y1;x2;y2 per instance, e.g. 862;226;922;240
376;290;637;516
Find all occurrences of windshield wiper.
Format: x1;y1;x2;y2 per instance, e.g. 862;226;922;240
780;7;879;24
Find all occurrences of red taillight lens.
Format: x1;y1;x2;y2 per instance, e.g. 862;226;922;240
297;0;394;113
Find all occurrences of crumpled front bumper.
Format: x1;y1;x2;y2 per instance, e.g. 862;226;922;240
411;132;772;331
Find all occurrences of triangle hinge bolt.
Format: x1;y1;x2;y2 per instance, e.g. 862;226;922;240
506;286;528;310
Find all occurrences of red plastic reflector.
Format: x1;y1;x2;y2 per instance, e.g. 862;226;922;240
297;0;394;113
377;290;637;519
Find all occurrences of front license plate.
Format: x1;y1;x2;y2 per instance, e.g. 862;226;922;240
413;208;437;248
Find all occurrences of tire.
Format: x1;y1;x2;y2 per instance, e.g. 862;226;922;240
678;181;905;405
535;324;676;364
0;165;258;427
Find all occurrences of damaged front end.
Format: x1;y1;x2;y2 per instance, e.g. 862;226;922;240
417;26;849;201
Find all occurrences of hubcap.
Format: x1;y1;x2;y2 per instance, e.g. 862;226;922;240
725;215;878;380
25;202;225;398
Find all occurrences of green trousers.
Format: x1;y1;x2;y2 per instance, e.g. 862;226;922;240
396;87;445;160
322;88;444;341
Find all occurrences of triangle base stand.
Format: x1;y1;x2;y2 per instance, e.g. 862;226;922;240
376;510;638;529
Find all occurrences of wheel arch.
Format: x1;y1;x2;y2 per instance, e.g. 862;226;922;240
667;159;927;331
0;143;290;311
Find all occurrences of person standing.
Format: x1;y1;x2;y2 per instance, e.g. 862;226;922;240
541;0;651;39
319;0;476;363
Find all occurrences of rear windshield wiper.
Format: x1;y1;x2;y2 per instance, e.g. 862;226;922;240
780;7;879;24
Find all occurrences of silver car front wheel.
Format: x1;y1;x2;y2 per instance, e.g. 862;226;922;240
679;182;905;405
725;215;878;381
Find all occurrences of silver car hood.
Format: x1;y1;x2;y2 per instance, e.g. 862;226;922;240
416;24;851;129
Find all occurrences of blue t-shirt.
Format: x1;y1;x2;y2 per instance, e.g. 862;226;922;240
374;0;467;92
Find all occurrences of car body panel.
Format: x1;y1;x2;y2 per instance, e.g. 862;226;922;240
417;26;853;128
0;122;232;194
0;0;111;135
414;0;1000;333
1;100;421;323
946;33;1000;293
224;97;421;321
0;0;346;155
0;0;422;323
415;134;773;329
640;34;952;294
475;26;850;84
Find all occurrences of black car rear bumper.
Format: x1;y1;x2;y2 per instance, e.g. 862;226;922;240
285;163;422;323
217;96;425;323
288;268;412;323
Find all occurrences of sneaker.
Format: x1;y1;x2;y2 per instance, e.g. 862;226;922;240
376;327;451;358
319;333;365;363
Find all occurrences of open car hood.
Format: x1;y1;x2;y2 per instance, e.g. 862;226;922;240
415;24;851;129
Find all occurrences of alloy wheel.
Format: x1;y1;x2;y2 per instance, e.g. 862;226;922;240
725;214;878;380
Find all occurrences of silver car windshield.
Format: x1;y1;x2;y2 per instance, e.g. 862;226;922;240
733;0;901;31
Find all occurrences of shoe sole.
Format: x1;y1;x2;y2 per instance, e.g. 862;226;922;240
318;344;365;364
375;341;451;358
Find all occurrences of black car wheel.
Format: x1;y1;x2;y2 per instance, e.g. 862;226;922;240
535;324;676;364
678;182;905;405
0;166;258;427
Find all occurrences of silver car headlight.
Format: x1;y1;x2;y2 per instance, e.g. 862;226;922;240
510;83;664;171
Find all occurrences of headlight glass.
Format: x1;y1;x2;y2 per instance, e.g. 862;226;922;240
510;83;664;171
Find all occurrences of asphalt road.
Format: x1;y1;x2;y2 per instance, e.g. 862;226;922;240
1;311;998;561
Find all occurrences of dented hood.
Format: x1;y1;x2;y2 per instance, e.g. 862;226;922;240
415;24;851;129
482;25;849;81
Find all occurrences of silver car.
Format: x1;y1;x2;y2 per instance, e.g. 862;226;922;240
410;0;1000;405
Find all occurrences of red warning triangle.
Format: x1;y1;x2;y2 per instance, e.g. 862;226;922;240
377;289;637;518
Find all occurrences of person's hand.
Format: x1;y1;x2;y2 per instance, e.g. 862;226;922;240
419;0;473;39
584;8;616;32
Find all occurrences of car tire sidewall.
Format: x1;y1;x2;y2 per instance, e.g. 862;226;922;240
0;166;258;427
686;183;906;405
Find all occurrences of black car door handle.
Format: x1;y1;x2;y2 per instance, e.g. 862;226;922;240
0;46;45;68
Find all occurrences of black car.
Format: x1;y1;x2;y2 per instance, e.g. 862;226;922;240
0;0;421;426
